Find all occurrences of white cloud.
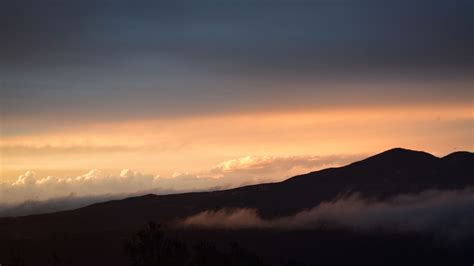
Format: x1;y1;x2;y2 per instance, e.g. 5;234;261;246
12;171;37;186
1;169;158;205
209;154;362;182
0;154;361;210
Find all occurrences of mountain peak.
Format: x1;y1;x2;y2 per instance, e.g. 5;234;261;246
347;147;439;170
443;151;473;159
368;147;437;160
442;151;474;165
377;147;433;156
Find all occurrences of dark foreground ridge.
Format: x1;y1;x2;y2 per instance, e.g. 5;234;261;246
0;148;473;265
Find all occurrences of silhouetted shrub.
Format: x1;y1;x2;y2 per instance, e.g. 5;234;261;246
125;222;265;266
125;222;189;266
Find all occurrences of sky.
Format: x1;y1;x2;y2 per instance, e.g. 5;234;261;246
0;0;473;204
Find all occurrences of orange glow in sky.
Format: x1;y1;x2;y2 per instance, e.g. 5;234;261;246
1;104;472;183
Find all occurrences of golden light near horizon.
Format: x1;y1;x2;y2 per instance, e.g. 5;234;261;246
1;104;472;183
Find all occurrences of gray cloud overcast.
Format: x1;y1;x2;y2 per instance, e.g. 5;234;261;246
1;0;473;122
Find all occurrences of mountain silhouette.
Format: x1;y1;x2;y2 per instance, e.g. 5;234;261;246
0;148;472;238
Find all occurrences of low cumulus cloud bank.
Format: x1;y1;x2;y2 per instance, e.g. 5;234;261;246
0;154;360;215
180;188;474;239
209;154;360;182
1;169;158;204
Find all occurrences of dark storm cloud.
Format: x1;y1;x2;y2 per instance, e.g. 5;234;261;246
1;0;473;121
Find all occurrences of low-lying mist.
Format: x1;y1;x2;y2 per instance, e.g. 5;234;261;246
179;188;474;240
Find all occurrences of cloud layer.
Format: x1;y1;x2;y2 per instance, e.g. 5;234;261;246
0;154;359;215
180;188;474;240
2;0;473;124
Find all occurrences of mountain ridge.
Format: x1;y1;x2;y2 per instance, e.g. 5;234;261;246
0;148;472;238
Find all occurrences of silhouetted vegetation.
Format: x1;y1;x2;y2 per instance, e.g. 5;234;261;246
125;222;189;266
4;223;474;266
125;222;263;266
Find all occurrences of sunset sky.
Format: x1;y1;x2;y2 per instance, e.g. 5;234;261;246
1;0;473;204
